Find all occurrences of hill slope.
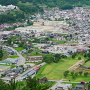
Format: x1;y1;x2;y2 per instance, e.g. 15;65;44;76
0;0;90;9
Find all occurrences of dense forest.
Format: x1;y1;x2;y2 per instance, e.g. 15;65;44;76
0;11;25;24
0;0;90;9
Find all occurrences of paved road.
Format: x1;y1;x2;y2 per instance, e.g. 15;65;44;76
7;46;26;65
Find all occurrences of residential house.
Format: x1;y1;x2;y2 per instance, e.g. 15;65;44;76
40;39;47;43
21;49;27;54
42;50;49;54
33;66;40;72
7;72;18;78
49;34;55;38
13;44;18;48
5;48;16;55
27;44;32;50
12;67;24;74
74;85;86;90
77;49;87;53
21;70;36;79
50;83;72;90
39;77;48;84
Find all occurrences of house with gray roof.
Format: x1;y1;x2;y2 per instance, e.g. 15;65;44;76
74;85;86;90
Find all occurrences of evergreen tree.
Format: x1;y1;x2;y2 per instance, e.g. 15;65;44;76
0;49;3;59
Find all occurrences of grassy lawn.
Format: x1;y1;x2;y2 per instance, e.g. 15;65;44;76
0;64;15;68
36;57;79;80
23;46;42;57
36;54;88;81
23;51;42;58
14;47;24;51
29;51;42;56
9;55;19;58
65;73;90;82
11;36;21;41
39;37;66;44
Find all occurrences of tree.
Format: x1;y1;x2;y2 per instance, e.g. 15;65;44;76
43;55;54;63
45;37;49;41
87;53;90;58
18;42;24;47
84;72;88;77
71;71;74;76
27;20;33;25
28;49;33;53
78;57;81;60
0;79;8;90
54;54;61;59
0;49;3;59
7;39;12;45
88;82;90;90
79;71;82;76
72;53;77;58
84;53;87;57
75;72;78;77
70;34;72;39
7;79;20;90
23;76;49;90
72;75;75;79
53;54;62;63
63;71;69;77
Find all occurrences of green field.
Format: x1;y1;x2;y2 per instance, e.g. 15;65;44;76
36;57;79;80
9;55;19;58
14;47;24;51
66;73;90;82
36;54;90;82
84;61;90;66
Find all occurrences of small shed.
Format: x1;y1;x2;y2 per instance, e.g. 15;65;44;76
39;77;48;84
74;85;85;90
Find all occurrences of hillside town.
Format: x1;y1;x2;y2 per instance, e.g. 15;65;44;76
1;5;90;90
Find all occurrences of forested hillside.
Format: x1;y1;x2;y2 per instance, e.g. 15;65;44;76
0;0;90;24
0;0;90;9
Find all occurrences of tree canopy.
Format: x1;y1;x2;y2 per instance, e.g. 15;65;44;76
0;0;90;9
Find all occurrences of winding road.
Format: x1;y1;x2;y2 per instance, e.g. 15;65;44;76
7;46;26;65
